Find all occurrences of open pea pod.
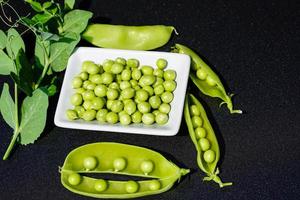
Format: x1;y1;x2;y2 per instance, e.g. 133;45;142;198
60;142;189;198
184;93;232;187
173;44;242;114
82;24;176;50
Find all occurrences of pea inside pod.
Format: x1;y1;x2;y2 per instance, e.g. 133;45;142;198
173;44;242;114
60;142;190;198
184;93;232;188
82;24;176;50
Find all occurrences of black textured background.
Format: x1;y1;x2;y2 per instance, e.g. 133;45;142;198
0;0;299;199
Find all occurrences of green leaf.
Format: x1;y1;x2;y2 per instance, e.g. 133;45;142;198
64;0;75;10
19;88;48;145
0;30;7;49
25;0;43;12
0;83;15;129
62;10;93;34
10;49;33;96
34;37;50;69
6;28;25;59
49;32;80;72
43;2;52;9
32;12;53;24
0;49;15;75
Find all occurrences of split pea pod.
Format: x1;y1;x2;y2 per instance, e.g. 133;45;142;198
60;142;189;198
173;44;242;114
184;93;232;187
82;24;176;50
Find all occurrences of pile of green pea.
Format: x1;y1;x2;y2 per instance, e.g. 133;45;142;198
66;57;177;125
189;104;215;163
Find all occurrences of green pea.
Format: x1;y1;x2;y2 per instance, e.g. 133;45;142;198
195;127;206;139
79;72;89;80
118;110;127;117
206;76;216;86
153;69;164;78
140;160;154;175
149;180;161;191
74;106;85;118
120;113;132;125
121;88;135;99
92;97;105;110
155;113;169;125
103;59;114;72
154;84;164;95
121;69;132;81
90;74;102;84
66;109;78;120
139;75;156;87
190;105;200;116
192;115;203;128
132;69;142;80
124;101;136;115
87;63;101;75
111;63;124;74
142;113;155;125
131;111;142;123
86;82;96;90
83;100;93;110
82;80;92;89
126;59;139;68
161;91;174;103
83;156;98;170
68;173;81;186
106;112;119;124
94;84;107;97
106;100;114;110
96;109;108;123
115;57;126;65
111;100;124;113
203;150;216;163
163;80;176;92
159;103;171;114
101;72;114;84
134;85;141;91
196;68;207;80
152;110;160;116
82;90;95;101
82;110;96;121
163;69;176;80
106;88;119;100
141;65;154;75
82;61;94;72
125;181;139;193
149;96;161;109
153;77;164;87
76;88;86;94
199;138;210;151
156;58;167;69
135;89;149;101
113;157;127;171
72;77;83;89
94;179;108;192
142;86;154;96
120;81;131;90
138;102;151;114
71;93;83;106
109;82;120;90
130;79;138;87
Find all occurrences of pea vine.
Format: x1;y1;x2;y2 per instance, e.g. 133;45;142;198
0;0;93;160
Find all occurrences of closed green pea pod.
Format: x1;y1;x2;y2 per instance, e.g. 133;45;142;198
184;93;232;188
60;142;189;199
82;24;176;50
173;44;242;114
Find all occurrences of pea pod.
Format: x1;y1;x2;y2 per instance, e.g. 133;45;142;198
60;142;190;198
82;24;176;50
173;44;242;114
184;93;232;187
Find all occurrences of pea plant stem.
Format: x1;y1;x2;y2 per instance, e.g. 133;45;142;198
3;84;20;160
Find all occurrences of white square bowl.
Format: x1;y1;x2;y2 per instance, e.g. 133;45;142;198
54;47;190;136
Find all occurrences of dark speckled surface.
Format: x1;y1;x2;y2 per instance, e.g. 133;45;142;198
0;0;299;199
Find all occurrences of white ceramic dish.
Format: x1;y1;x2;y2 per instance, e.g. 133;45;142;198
54;47;190;136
